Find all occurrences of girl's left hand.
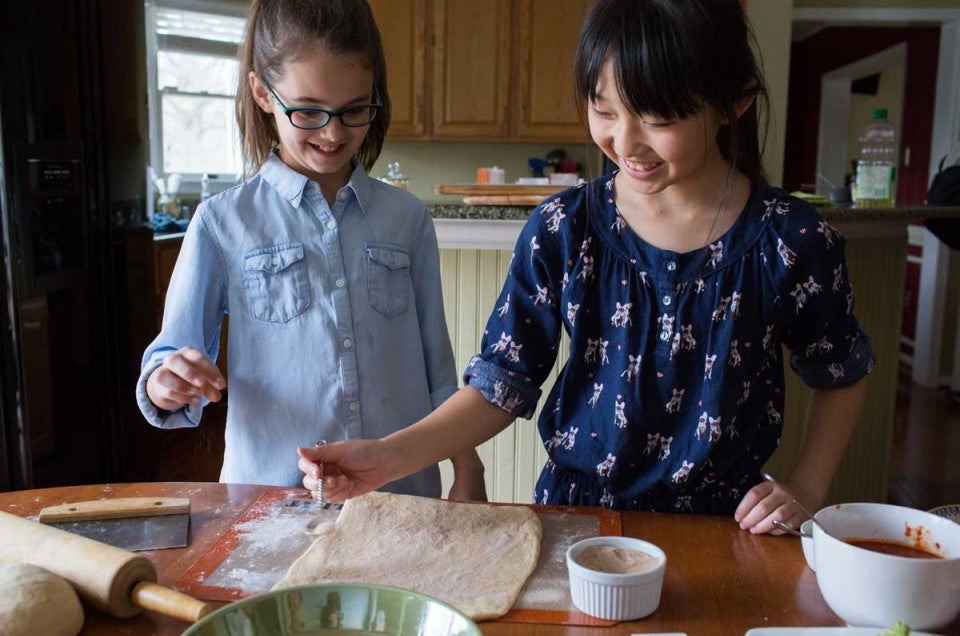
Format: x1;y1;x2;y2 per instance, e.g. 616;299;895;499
734;479;818;535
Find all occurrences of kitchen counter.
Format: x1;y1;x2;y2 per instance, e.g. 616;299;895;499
0;481;855;635
428;203;960;248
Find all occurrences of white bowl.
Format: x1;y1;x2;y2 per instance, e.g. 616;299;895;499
566;536;666;621
813;502;960;630
800;519;815;571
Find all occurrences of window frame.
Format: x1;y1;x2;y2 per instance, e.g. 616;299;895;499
144;0;247;205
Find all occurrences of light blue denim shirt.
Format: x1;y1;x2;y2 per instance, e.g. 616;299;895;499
137;153;457;493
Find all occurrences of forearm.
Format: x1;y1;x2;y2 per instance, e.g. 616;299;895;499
383;386;514;482
786;376;869;505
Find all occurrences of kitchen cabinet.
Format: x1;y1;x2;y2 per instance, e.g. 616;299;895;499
511;0;593;141
368;0;428;138
374;0;589;142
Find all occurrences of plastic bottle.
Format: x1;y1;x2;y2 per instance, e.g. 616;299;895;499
853;108;897;208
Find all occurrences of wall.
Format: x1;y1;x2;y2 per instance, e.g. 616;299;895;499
784;26;941;203
372;141;599;204
796;0;960;6
745;0;793;188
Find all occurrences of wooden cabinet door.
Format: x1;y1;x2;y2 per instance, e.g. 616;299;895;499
369;0;428;139
431;0;512;139
512;0;593;141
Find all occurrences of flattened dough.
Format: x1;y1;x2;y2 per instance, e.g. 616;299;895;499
273;491;542;620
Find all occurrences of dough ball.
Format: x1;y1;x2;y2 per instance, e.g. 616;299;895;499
0;562;84;636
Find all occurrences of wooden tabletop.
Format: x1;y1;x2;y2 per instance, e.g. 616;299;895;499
0;481;892;635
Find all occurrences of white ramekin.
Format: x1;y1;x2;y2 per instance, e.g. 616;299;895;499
566;535;667;621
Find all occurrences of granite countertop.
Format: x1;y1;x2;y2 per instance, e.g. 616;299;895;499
427;202;960;222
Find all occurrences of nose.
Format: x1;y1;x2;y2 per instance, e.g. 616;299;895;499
612;118;648;157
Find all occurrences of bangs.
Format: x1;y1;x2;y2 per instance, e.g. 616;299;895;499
574;0;710;121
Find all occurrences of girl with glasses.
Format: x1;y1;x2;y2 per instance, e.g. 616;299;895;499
299;0;874;535
138;0;486;500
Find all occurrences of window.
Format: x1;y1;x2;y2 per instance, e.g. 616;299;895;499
145;2;246;197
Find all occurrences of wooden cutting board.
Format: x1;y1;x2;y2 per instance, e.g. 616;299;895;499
435;184;566;196
462;195;546;206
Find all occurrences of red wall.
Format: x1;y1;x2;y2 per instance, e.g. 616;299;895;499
783;26;940;205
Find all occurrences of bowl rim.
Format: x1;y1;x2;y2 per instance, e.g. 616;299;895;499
813;502;960;562
182;582;483;636
566;535;666;584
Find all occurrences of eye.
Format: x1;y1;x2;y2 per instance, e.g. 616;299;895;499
642;119;674;129
590;105;614;119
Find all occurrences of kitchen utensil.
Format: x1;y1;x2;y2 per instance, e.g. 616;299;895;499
38;496;190;551
761;473;830;537
0;510;211;622
183;583;482;635
771;519;810;538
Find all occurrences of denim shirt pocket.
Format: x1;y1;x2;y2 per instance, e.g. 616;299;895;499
365;243;412;319
243;243;311;323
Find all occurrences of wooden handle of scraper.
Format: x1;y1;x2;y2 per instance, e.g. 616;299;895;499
38;497;190;522
0;511;211;621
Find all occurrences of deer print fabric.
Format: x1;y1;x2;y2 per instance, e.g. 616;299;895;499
462;175;874;513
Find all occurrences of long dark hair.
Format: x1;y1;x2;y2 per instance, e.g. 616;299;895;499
573;0;769;188
236;0;390;176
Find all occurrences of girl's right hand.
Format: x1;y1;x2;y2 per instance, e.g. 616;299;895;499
297;440;392;503
145;346;226;411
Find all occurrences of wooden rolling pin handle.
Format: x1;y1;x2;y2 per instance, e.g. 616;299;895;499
132;581;212;623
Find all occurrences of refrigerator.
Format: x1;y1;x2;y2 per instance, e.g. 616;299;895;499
0;1;128;491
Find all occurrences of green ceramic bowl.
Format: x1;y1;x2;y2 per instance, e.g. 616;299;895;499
182;583;483;636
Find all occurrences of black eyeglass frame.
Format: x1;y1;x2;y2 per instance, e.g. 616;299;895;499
262;79;383;130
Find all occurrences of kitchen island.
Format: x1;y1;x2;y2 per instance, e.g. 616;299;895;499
429;202;960;506
0;481;855;635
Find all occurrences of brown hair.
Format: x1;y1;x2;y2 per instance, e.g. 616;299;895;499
236;0;391;177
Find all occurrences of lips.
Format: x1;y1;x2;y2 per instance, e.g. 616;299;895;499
309;142;345;155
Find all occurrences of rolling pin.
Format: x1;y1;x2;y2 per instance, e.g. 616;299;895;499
0;510;211;622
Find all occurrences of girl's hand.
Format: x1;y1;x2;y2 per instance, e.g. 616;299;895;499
297;440;392;503
734;478;818;535
146;346;226;411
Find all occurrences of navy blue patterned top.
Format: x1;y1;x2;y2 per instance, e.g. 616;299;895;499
463;173;874;513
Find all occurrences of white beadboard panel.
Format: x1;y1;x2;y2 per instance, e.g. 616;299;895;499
439;232;904;505
438;248;566;503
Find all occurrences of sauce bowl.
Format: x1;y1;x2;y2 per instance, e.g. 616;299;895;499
812;502;960;630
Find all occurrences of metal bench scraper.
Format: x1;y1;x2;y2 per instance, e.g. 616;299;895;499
38;497;190;551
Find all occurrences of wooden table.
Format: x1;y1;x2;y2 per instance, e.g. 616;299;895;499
0;481;926;635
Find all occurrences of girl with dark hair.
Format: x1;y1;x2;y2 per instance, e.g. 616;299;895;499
299;0;873;534
138;0;485;499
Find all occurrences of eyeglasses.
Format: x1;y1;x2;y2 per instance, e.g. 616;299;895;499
262;79;382;129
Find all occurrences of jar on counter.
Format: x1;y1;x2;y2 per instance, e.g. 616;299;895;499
378;162;409;190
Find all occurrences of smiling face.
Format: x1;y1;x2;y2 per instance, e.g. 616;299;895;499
587;60;728;201
251;45;375;197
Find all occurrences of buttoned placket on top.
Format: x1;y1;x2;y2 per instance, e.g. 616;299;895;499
303;182;363;440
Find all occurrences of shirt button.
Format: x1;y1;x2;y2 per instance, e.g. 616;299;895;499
662;295;672;306
335;278;345;288
336;191;348;202
666;261;677;271
271;256;279;267
348;402;359;412
343;338;353;348
326;220;336;230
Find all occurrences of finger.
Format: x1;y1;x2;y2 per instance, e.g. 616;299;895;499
734;481;773;523
297;454;320;480
152;369;206;409
164;349;226;396
739;488;786;531
319;475;355;503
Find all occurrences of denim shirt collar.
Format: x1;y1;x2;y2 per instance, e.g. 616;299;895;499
260;150;373;213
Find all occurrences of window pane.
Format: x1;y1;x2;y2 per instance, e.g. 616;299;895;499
156;8;245;44
161;94;240;175
158;50;238;95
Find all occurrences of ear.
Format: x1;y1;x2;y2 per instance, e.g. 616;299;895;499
249;72;273;113
731;93;755;121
